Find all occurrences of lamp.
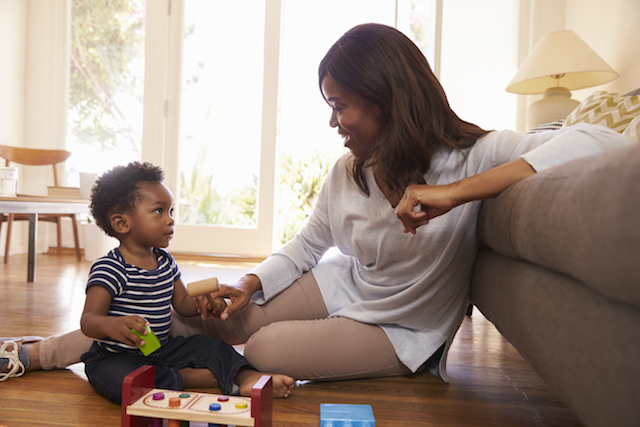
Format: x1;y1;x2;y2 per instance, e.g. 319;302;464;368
506;30;618;129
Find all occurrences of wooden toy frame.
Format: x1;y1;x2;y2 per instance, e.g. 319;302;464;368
121;365;272;427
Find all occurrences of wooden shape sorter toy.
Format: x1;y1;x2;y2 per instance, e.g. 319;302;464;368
121;365;272;427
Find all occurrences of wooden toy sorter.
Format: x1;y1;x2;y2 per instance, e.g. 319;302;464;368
121;365;272;427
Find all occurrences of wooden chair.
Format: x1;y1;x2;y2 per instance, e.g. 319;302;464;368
0;144;81;263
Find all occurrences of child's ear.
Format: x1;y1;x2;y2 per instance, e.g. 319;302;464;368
110;213;130;235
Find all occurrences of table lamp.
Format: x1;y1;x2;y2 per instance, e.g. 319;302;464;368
506;30;618;129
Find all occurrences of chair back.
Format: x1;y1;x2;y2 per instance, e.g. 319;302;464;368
0;144;72;187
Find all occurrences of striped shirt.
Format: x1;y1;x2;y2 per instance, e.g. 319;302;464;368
86;247;181;353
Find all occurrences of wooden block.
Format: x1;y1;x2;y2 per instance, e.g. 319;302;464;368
187;277;219;309
186;277;219;296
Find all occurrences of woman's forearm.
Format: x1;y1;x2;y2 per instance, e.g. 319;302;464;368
452;158;536;206
396;158;536;234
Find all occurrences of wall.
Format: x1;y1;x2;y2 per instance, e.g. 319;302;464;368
0;0;28;257
566;0;640;98
0;0;70;257
0;0;26;153
515;0;640;130
23;0;70;194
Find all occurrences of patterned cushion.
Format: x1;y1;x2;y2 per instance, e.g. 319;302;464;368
563;91;640;136
622;115;640;143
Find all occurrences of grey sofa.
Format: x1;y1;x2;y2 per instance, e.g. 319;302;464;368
470;142;640;427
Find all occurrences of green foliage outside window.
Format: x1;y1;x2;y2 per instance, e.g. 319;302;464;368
69;0;144;153
69;0;338;244
178;146;337;244
178;144;257;227
277;150;338;244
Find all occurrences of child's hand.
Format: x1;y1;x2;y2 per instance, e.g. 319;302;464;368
195;294;227;319
103;316;149;347
210;296;227;318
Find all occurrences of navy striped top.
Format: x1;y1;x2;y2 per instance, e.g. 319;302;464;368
86;247;181;353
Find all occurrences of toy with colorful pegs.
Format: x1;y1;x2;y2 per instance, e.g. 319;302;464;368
121;365;272;427
187;277;219;311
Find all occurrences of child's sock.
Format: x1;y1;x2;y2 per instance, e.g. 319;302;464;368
0;341;30;381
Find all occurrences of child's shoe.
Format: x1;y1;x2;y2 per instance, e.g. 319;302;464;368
0;341;30;381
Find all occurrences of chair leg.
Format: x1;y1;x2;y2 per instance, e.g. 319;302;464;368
70;215;81;261
4;214;14;264
0;215;4;261
55;217;63;256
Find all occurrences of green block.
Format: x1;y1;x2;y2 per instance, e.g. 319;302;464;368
131;325;161;356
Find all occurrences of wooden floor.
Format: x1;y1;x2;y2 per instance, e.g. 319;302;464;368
0;252;585;427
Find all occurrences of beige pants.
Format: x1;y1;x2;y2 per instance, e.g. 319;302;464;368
40;272;414;380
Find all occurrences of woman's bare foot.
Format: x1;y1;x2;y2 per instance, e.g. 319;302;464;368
235;368;294;398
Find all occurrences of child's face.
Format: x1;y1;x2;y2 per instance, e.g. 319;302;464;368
127;182;175;249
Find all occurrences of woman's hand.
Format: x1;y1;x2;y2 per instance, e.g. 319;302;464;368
396;159;537;234
210;274;262;321
396;184;458;234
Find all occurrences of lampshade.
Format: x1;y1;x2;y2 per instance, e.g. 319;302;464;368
506;30;618;94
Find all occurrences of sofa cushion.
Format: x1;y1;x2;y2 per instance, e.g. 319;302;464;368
477;143;640;308
471;249;640;427
563;90;640;134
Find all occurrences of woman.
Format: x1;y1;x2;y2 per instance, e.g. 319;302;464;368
2;23;629;383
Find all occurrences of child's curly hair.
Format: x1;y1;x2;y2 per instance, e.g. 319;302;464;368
89;162;165;237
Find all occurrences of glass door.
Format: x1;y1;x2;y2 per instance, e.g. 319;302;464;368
163;0;280;257
274;0;437;246
64;0;516;258
66;0;145;182
163;0;440;256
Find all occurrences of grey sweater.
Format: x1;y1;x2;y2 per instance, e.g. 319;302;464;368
250;123;630;373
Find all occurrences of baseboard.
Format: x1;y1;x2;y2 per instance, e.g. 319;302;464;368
45;246;264;265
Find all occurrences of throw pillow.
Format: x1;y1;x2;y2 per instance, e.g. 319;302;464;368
622;115;640;143
563;90;640;135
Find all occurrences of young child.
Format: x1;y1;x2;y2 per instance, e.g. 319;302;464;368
79;161;294;403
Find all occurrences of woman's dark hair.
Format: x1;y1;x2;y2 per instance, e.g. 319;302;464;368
319;23;489;196
90;161;164;237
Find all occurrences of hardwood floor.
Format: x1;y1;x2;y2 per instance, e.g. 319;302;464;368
1;253;585;427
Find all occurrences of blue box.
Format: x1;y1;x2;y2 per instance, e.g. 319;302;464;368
320;403;375;427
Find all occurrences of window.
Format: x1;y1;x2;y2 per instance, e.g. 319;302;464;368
177;1;266;229
66;0;145;185
65;0;518;257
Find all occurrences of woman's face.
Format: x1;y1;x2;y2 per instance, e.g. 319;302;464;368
321;74;385;159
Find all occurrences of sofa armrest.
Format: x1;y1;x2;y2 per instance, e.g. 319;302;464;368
477;144;640;308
